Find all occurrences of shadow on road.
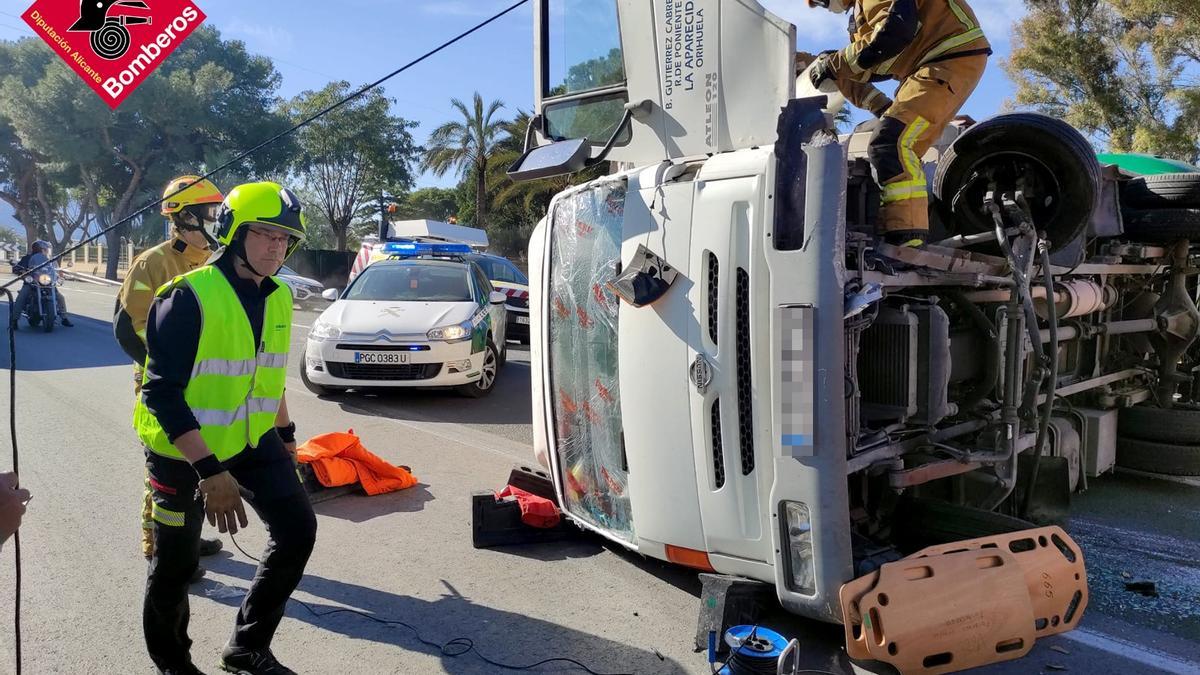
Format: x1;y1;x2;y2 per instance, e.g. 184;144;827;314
312;483;435;523
0;308;129;371
200;558;690;674
316;359;533;429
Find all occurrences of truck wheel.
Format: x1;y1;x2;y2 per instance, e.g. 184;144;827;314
1118;404;1200;445
892;497;1037;551
1116;437;1200;476
1122;208;1200;242
457;340;499;398
1122;173;1200;209
299;352;344;396
932;113;1100;251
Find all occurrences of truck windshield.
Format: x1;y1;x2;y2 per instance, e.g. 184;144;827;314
543;0;628;144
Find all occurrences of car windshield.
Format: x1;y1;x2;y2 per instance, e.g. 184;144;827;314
346;263;472;302
473;257;528;285
279;265;296;276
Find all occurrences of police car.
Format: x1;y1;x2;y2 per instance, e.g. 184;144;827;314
301;242;507;397
463;253;530;344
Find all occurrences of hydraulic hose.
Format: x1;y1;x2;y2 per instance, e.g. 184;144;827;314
1022;244;1060;518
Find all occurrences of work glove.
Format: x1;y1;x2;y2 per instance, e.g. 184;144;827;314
0;472;30;546
809;50;838;89
199;471;248;535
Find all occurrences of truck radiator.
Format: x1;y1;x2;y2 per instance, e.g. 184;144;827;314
736;268;755;475
711;400;725;489
859;304;953;425
707;252;719;345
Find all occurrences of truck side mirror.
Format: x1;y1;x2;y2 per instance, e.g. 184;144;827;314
507;138;590;183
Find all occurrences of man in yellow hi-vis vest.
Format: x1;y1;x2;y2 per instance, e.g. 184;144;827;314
116;176;225;572
807;0;992;247
137;182;313;675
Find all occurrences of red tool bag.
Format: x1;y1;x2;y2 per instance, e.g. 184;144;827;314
496;485;561;529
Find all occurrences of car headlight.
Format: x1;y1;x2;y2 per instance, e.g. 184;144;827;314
783;501;815;595
309;320;341;342
427;321;472;342
37;274;52;286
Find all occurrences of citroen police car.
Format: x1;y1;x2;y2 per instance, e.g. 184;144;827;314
301;242;507;397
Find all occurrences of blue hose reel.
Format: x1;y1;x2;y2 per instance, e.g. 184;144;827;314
710;625;799;675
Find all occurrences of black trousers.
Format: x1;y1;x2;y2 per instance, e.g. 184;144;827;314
143;440;317;671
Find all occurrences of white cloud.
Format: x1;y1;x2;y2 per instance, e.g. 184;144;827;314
225;19;295;52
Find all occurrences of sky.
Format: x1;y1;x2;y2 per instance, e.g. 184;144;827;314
0;0;1028;226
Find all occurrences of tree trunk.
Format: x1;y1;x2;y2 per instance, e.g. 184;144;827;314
335;224;348;253
475;162;487;231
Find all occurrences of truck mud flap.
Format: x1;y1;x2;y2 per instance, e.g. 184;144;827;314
840;526;1088;671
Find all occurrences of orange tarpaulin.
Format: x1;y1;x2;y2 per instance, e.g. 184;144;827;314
297;429;418;496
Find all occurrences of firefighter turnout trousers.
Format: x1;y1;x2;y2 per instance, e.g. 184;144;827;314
868;54;988;237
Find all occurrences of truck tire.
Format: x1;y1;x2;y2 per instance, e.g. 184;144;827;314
1116;437;1200;476
1122;173;1200;209
892;497;1037;551
1123;208;1200;242
1118;404;1200;445
932;113;1100;251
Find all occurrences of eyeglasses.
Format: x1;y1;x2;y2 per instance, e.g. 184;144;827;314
246;225;292;248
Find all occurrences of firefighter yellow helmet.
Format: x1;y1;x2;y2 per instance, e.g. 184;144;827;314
161;175;224;217
215;182;307;260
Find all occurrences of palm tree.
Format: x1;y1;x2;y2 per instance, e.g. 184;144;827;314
422;93;507;230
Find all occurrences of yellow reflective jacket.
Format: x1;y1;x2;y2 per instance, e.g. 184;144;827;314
114;235;211;374
830;0;991;84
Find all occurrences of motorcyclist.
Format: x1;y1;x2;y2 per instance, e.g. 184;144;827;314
12;240;72;328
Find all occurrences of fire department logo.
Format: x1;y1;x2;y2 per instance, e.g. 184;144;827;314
21;0;207;109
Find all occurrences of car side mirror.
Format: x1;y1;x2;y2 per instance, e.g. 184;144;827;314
489;291;507;305
322;288;340;301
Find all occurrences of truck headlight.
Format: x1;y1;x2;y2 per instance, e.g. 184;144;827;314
309;320;341;342
783;501;816;595
427;321;472;342
37;274;52;286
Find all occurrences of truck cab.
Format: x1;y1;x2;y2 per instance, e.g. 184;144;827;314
513;0;1200;624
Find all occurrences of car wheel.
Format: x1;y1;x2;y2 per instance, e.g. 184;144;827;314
1122;173;1200;209
931;113;1101;252
299;351;345;397
1122;208;1200;242
1116;436;1200;476
457;340;499;398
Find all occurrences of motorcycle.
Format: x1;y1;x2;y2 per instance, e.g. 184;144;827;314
14;264;60;333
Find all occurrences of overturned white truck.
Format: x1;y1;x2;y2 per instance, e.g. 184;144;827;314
510;0;1199;634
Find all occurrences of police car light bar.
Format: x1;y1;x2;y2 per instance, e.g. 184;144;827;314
382;241;473;257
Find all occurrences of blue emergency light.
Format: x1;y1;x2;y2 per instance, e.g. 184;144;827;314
382;240;473;258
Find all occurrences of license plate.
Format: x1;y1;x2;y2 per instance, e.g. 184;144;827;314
516;316;530;325
354;352;408;364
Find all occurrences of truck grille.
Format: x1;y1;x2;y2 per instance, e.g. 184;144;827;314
325;362;442;381
712;400;725;489
707;252;719;345
736;268;754;476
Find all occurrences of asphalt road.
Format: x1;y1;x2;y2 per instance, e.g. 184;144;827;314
0;277;1195;674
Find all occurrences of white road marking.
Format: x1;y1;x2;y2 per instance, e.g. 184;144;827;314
1063;628;1199;674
